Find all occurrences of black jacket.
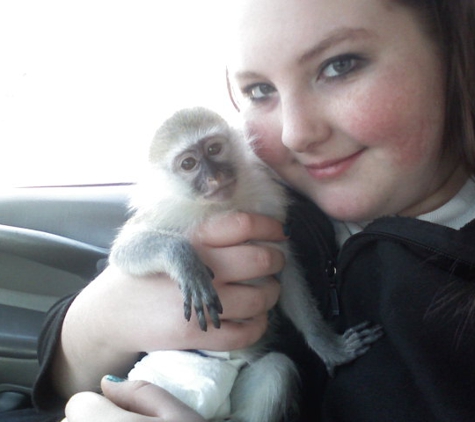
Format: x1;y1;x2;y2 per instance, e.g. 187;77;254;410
277;193;475;421
323;216;475;421
33;192;475;421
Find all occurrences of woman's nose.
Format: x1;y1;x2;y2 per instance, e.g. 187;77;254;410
280;96;331;153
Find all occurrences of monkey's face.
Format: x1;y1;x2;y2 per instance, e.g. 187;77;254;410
174;136;237;201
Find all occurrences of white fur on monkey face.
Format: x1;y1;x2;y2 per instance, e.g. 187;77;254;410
129;108;288;232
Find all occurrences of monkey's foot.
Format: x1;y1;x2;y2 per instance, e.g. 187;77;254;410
325;321;384;375
343;321;383;356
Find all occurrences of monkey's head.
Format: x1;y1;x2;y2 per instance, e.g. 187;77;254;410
149;107;247;202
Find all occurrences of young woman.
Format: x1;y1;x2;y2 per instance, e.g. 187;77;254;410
17;0;475;420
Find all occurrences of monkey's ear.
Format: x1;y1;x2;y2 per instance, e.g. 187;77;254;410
226;67;240;112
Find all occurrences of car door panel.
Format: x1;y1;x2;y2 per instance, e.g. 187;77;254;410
0;184;130;410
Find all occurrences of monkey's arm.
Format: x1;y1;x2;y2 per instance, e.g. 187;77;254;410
110;227;223;331
278;249;383;374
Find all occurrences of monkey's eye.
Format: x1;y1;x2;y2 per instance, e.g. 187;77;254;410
181;157;197;171
207;143;222;156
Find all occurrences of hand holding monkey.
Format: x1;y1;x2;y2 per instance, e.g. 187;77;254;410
53;212;283;399
109;107;383;421
62;377;206;422
109;211;285;351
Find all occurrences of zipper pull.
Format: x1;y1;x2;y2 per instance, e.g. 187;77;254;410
326;261;340;317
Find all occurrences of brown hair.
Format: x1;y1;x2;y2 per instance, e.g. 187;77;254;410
394;0;475;174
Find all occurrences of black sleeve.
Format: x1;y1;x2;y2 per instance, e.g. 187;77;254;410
32;292;79;411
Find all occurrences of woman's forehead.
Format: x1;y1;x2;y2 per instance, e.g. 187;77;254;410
227;0;420;73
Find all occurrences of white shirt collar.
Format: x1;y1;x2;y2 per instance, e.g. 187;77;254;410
332;177;475;246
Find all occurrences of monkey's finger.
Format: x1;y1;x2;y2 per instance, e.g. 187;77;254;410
208;306;222;329
343;322;384;343
342;321;370;336
342;322;384;357
182;287;193;322
194;304;208;332
195;273;223;315
183;301;192;322
204;288;223;315
203;293;223;329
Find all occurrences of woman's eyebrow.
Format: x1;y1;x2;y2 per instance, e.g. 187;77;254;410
233;70;263;81
232;28;374;82
298;27;374;64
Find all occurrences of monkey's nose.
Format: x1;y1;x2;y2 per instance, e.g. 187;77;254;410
208;171;224;184
207;177;219;186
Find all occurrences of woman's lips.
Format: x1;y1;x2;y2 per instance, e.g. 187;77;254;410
305;149;364;180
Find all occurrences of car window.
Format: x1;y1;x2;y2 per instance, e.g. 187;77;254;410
0;1;235;188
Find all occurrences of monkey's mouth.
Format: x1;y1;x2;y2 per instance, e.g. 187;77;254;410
203;180;237;201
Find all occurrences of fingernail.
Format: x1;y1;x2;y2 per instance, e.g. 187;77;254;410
105;375;126;383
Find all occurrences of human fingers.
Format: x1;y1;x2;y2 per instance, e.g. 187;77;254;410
187;213;285;348
201;242;286;282
193;212;288;247
184;276;280;351
192;213;288;283
100;376;206;421
85;267;274;353
139;275;279;352
64;390;155;422
216;275;280;320
64;379;206;422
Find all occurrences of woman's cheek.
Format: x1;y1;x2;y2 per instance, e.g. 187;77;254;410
340;80;439;168
244;117;289;166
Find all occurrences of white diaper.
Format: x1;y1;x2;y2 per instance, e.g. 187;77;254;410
128;350;247;419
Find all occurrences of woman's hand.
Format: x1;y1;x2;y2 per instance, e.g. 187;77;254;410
61;376;206;422
52;212;286;397
191;212;287;340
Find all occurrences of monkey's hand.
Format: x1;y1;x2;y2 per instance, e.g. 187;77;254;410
341;321;384;358
110;229;223;332
176;248;224;332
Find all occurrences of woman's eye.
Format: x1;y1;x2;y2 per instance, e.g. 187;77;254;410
243;83;276;101
181;157;197;171
320;55;362;79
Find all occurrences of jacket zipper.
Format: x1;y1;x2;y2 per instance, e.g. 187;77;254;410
324;260;340;317
289;203;341;317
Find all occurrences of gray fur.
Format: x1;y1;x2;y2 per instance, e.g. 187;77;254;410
109;107;383;421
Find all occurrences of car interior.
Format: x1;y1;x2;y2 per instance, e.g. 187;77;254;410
1;1;229;415
0;183;131;413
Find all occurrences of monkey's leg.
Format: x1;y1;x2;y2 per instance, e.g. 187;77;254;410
218;352;299;422
278;251;383;375
110;229;222;331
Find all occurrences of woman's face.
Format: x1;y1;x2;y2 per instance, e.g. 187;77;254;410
228;0;465;222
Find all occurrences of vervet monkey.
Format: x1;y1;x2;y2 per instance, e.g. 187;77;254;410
109;107;383;422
